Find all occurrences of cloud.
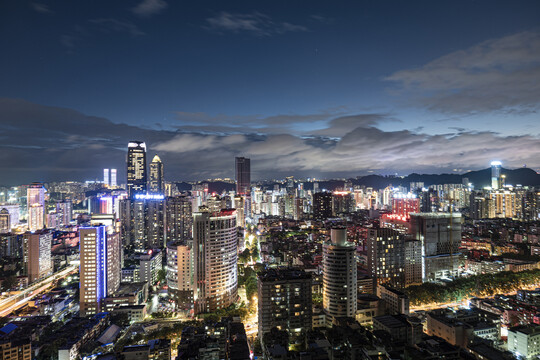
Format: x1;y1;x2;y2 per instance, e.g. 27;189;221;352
205;12;308;36
1;98;540;185
89;18;145;36
31;2;53;14
386;30;540;114
132;0;168;17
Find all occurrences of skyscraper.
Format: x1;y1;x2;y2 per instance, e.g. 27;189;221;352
103;168;110;186
27;182;45;231
491;161;502;190
193;208;238;313
79;225;121;316
313;192;333;220
235;157;250;195
367;227;406;289
23;230;52;283
149;155;164;194
323;228;357;326
165;195;193;242
110;168;117;187
127;141;147;199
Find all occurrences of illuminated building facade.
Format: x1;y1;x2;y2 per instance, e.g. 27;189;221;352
27;182;45;231
491;161;502;190
111;168;117;187
235;157;250;195
149;155;164;194
120;194;166;250
193;209;238;313
127;141;147;199
167;241;194;310
258;268;312;344
313;192;333;220
165;195;193;242
23;230;53;283
392;197;420;219
367;227;405;289
103;168;109;186
323;228;357;326
80;225;121;316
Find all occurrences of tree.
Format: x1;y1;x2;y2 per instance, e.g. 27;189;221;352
1;275;17;291
157;269;166;284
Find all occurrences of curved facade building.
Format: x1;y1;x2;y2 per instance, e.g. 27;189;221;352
323;228;357;326
193;208;238;313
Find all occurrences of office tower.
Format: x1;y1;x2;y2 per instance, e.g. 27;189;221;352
167;241;194;309
235;157;250;195
258;268;312;344
127;141;147;199
193;208;238;313
111;169;117;187
323;228;357;326
165;195;193;242
27;183;45;231
120;194;166;250
491;161;502;190
103;168;110;186
313;192;333;220
367;227;406;289
410;213;461;282
56;201;72;227
149;155;164;194
23;230;53;283
79;225;121;316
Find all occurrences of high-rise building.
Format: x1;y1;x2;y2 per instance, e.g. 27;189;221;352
165;195;193;243
491;161;502;190
167;241;194;310
56;201;72;227
235;157;250;195
79;225;121;316
103;168;110;186
410;213;461;282
120;194;166;250
127;141;147;199
404;240;422;286
313;192;333;220
23;230;53;283
111;169;117;187
0;204;19;231
323;228;357;326
27;183;45;231
367;227;406;289
149;155;164;194
193;208;238;313
0;209;10;233
392;197;420;219
258;268;312;344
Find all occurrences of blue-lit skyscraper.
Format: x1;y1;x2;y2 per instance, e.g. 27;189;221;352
491;161;502;189
79;225;121;316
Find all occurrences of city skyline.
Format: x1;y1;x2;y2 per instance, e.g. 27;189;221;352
1;1;540;185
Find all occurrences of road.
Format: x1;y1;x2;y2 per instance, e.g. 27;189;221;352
0;265;78;317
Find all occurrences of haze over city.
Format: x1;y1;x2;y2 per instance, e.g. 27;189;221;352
1;0;540;185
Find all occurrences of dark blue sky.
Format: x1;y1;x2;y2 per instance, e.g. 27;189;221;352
1;0;540;184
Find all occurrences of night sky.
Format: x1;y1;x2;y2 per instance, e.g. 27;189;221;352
1;0;540;185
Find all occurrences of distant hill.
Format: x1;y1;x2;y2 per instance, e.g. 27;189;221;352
350;167;540;190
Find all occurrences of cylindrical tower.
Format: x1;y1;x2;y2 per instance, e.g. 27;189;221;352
323;227;357;326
